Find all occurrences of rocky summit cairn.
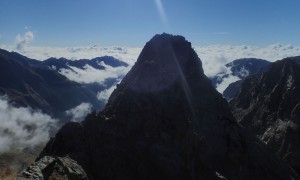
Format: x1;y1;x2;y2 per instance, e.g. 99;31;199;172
22;34;298;180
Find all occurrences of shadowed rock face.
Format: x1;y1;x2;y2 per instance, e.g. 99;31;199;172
25;34;298;180
230;57;300;175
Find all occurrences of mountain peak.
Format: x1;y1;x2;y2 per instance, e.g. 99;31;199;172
108;33;203;94
24;35;298;180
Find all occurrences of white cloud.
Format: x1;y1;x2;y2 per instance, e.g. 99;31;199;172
214;66;242;93
97;82;119;102
1;43;300;93
0;43;299;69
194;44;300;77
192;44;300;92
216;75;241;93
15;31;34;51
0;45;142;65
0;95;57;153
65;103;92;122
59;62;130;85
214;66;250;93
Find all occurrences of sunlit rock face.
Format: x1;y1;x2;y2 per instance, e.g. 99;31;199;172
230;56;300;175
25;34;297;180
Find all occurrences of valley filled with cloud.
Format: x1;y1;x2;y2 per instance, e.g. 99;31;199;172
2;41;300;93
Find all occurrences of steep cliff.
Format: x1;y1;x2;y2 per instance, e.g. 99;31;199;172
230;57;300;174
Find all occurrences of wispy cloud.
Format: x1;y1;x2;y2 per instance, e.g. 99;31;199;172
97;81;119;102
194;44;300;77
15;31;34;51
0;95;57;153
65;102;92;122
0;45;142;66
24;26;31;30
59;62;130;85
216;75;241;93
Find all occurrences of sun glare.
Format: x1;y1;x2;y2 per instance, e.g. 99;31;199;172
154;0;169;30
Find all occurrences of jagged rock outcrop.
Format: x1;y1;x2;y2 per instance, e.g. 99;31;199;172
20;155;87;180
230;57;300;174
32;34;297;180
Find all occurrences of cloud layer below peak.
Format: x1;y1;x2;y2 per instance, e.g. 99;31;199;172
1;43;299;78
58;62;129;85
0;95;57;153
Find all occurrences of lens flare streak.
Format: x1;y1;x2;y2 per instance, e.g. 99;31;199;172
154;0;169;30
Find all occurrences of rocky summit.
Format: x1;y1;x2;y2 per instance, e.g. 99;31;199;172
230;57;300;175
22;34;298;180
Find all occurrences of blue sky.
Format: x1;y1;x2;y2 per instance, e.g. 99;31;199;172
0;0;300;47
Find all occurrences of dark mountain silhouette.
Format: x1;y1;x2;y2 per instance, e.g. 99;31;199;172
0;49;127;121
230;57;300;174
22;34;298;179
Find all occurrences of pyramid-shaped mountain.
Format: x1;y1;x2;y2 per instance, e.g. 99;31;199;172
22;34;297;180
230;57;300;175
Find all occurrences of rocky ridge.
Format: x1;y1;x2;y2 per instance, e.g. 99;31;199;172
230;57;300;174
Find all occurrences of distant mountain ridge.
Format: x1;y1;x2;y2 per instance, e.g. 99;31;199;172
0;48;128;121
221;56;300;101
209;58;271;98
210;58;271;88
43;56;128;71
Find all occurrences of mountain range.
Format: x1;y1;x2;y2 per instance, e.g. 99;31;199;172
0;49;128;122
20;34;299;179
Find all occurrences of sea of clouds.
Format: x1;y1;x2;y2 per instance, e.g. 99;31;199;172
2;42;300;78
2;42;300;95
1;34;300;155
0;95;56;153
2;42;300;94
